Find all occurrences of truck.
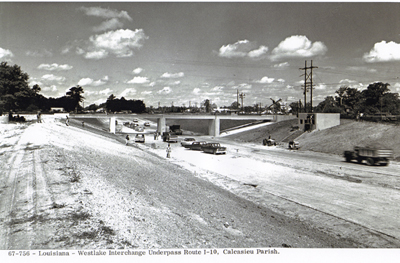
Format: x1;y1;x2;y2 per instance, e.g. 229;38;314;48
201;143;227;155
169;125;183;135
344;146;393;166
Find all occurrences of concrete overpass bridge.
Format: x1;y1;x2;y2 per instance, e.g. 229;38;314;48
69;113;296;137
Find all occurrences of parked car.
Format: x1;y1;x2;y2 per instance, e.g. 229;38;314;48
189;141;207;151
133;118;139;122
181;138;196;147
201;143;227;155
144;122;150;127
135;134;145;143
135;127;144;132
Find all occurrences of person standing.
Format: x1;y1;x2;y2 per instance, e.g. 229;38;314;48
37;111;42;123
125;135;130;145
166;143;171;158
65;116;69;126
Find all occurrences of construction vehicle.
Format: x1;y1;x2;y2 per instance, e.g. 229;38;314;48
288;140;300;150
262;136;277;146
169;125;183;135
344;146;393;166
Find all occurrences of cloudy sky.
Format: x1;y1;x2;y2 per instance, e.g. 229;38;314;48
2;2;400;108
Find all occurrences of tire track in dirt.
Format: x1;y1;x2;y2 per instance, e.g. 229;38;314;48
0;136;27;249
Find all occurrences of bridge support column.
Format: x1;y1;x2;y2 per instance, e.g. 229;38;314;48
208;116;220;137
157;117;166;134
109;117;116;134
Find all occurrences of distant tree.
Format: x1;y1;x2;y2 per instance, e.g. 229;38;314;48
315;96;341;113
66;85;85;112
0;62;33;113
87;103;99;112
289;101;302;115
360;82;392;114
230;101;240;109
202;99;211;113
335;86;362;115
32;84;41;94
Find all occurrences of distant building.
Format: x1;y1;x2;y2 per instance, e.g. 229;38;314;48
50;107;65;112
298;113;340;132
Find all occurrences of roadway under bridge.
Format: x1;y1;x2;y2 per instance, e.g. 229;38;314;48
69;114;296;137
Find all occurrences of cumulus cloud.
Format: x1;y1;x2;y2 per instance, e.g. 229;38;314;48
254;76;275;84
99;88;112;95
78;78;94;86
38;63;73;71
193;88;201;94
78;76;108;86
0;47;14;60
218;40;268;59
127;76;150;84
161;72;184;78
273;62;290;68
120;88;137;97
64;29;148;60
84;50;108;60
79;6;132;21
41;74;66;83
93;18;124;32
158;87;172;94
42;85;58;92
248;45;269;58
363;41;400;62
212;86;224;91
89;29;148;58
270;35;327;61
132;67;143;74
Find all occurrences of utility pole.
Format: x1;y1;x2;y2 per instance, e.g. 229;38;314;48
239;92;245;112
237;89;239;110
299;60;318;113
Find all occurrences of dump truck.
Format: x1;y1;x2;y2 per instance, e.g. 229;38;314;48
169;125;183;135
344;146;393;166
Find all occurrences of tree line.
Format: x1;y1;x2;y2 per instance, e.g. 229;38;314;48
2;61;400;120
0;62;145;115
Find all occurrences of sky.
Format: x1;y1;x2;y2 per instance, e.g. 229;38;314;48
2;2;400;109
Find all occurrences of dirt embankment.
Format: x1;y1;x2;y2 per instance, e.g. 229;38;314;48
226;118;400;161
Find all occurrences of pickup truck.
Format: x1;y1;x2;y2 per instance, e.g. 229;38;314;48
162;132;178;143
344;146;393;166
201;143;227;155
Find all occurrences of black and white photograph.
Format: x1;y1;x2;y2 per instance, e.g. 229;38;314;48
1;1;400;262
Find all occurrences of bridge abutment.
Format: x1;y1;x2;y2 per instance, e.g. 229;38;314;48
157;117;166;134
109;117;116;134
208;116;220;137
